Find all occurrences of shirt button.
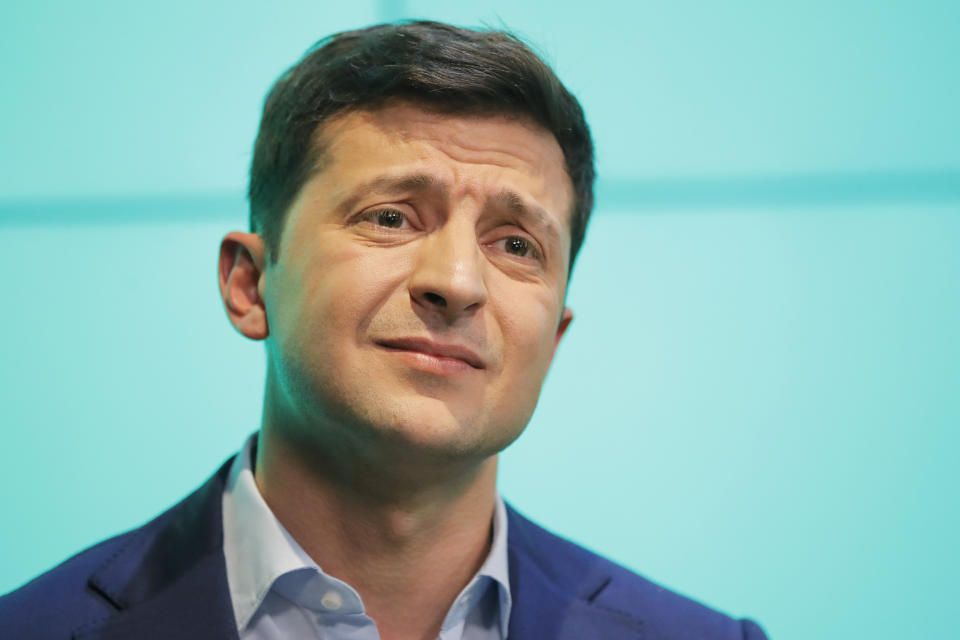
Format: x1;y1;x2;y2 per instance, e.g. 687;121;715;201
320;591;343;611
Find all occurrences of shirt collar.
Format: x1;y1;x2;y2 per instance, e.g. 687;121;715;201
222;432;317;630
221;432;512;636
476;492;512;638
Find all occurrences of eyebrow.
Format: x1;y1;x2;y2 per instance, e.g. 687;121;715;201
492;190;563;247
336;172;563;246
336;173;442;214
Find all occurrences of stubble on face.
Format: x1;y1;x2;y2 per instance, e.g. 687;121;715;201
259;103;574;480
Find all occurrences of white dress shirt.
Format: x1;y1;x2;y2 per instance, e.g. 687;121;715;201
221;433;512;639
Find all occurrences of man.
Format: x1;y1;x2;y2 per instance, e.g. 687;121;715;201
0;21;767;640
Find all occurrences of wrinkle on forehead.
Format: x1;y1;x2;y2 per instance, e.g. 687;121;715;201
286;102;576;276
314;103;573;206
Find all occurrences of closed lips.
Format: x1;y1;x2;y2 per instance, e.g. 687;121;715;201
376;338;485;369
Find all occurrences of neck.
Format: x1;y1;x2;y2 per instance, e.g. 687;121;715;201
254;424;499;640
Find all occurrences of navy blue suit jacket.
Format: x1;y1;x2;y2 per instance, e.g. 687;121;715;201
0;458;767;639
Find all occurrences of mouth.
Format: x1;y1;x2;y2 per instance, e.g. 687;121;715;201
375;337;486;370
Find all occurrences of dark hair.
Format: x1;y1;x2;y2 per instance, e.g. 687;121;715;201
249;20;595;272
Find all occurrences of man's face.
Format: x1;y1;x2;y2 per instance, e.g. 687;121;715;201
259;103;574;461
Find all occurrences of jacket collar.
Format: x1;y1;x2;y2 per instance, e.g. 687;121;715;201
74;459;238;640
505;505;645;640
73;455;644;640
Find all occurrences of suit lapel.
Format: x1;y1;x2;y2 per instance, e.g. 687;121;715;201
70;461;643;640
74;460;238;640
506;505;644;640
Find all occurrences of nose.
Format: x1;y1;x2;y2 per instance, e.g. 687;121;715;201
408;222;488;322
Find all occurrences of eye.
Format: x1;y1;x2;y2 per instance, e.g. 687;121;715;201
504;236;531;257
495;235;541;262
370;208;406;229
355;207;415;232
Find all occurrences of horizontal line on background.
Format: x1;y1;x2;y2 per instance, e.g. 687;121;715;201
596;170;960;210
1;170;958;226
0;193;249;226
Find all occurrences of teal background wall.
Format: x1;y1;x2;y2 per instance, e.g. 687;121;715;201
2;2;958;639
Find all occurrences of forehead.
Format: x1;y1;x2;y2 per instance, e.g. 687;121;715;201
308;103;574;232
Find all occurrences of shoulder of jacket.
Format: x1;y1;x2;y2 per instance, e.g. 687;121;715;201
0;456;234;638
0;524;145;637
505;503;767;640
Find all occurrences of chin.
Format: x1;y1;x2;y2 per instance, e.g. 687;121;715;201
356;395;514;462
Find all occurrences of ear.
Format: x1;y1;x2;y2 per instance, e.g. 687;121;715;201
218;232;269;340
549;306;574;365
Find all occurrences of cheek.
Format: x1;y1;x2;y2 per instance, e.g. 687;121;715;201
482;299;560;442
334;255;423;352
296;239;413;332
496;289;562;375
290;260;421;402
268;246;412;405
